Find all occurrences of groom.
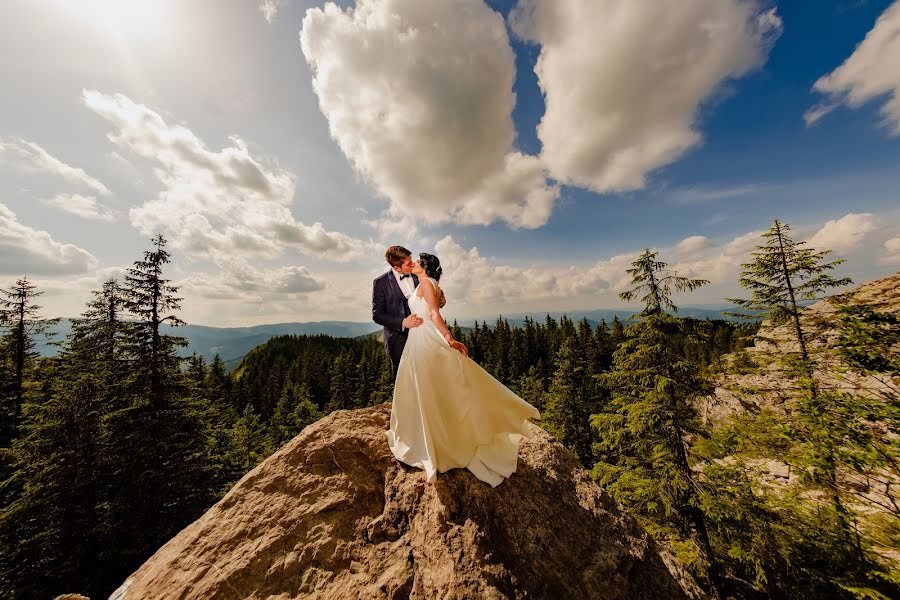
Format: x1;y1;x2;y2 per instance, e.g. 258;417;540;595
372;245;424;381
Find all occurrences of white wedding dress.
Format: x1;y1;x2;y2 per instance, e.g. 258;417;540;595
386;277;541;487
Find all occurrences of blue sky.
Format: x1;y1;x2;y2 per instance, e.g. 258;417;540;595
1;0;899;325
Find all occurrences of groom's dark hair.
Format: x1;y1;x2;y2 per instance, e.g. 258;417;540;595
385;245;412;268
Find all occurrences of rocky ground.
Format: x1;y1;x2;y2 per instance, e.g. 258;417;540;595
703;272;900;422
106;403;703;600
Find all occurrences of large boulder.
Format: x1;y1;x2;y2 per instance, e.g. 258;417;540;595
109;403;702;599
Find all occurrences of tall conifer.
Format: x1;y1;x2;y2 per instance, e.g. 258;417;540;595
0;276;58;441
593;250;720;596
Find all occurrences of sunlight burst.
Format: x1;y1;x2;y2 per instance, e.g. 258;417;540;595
55;0;175;38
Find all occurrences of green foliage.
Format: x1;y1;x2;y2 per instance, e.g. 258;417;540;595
0;276;59;443
727;219;852;327
592;250;722;594
542;337;604;466
1;223;893;599
620;249;709;316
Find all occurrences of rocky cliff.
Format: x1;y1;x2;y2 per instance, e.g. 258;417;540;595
706;271;900;421
107;403;702;599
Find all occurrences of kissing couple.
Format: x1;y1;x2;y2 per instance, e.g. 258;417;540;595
372;245;540;488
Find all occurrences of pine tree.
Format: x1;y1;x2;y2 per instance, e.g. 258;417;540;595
0;361;107;598
290;383;324;432
100;236;214;587
121;234;188;408
727;218;851;382
542;336;599;466
593;250;721;596
230;403;272;472
728;220;855;539
0;276;58;442
326;351;355;412
70;278;126;368
0;278;124;597
514;366;546;412
610;316;625;347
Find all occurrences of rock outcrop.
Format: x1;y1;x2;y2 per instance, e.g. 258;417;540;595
108;403;701;599
705;272;900;422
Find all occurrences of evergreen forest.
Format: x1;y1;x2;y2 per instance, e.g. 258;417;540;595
1;222;898;599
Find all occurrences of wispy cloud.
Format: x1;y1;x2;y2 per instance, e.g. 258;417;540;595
0;202;98;276
807;0;900;135
665;183;778;205
43;193;116;222
259;0;286;23
0;136;110;195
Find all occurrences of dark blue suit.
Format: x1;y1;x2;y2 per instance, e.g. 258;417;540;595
372;271;419;381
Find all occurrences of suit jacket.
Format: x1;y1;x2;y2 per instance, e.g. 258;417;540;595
372;271;419;354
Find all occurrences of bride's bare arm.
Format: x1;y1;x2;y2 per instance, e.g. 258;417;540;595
420;280;468;356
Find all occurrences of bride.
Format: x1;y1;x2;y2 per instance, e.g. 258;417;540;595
386;252;541;488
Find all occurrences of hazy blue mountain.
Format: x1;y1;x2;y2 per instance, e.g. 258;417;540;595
34;307;742;366
35;320;382;364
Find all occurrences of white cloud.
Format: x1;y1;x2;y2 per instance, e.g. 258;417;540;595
803;101;839;127
806;212;880;254
674;235;715;256
300;0;559;229
43;193;115;222
182;256;325;301
669;229;762;283
433;227;766;310
81;89;371;262
0;136;110;195
259;0;286;23
0;202;98;276
434;235;625;306
509;0;781;192
807;1;900;135
881;236;900;264
427;213;892;315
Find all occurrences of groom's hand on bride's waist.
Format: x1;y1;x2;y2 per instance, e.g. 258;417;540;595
402;314;424;329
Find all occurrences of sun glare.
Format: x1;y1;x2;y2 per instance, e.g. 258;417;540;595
55;0;176;38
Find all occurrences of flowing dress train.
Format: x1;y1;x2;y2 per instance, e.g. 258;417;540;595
386;278;541;487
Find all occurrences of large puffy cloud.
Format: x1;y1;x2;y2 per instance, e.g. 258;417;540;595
806;1;900;135
0;203;98;276
0;136;111;195
509;0;781;192
81;89;370;261
300;0;559;229
806;213;880;254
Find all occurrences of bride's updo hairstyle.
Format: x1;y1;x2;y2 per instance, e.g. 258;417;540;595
417;253;442;281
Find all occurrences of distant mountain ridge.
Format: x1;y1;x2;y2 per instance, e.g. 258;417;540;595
35;320;383;365
35;307;741;365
